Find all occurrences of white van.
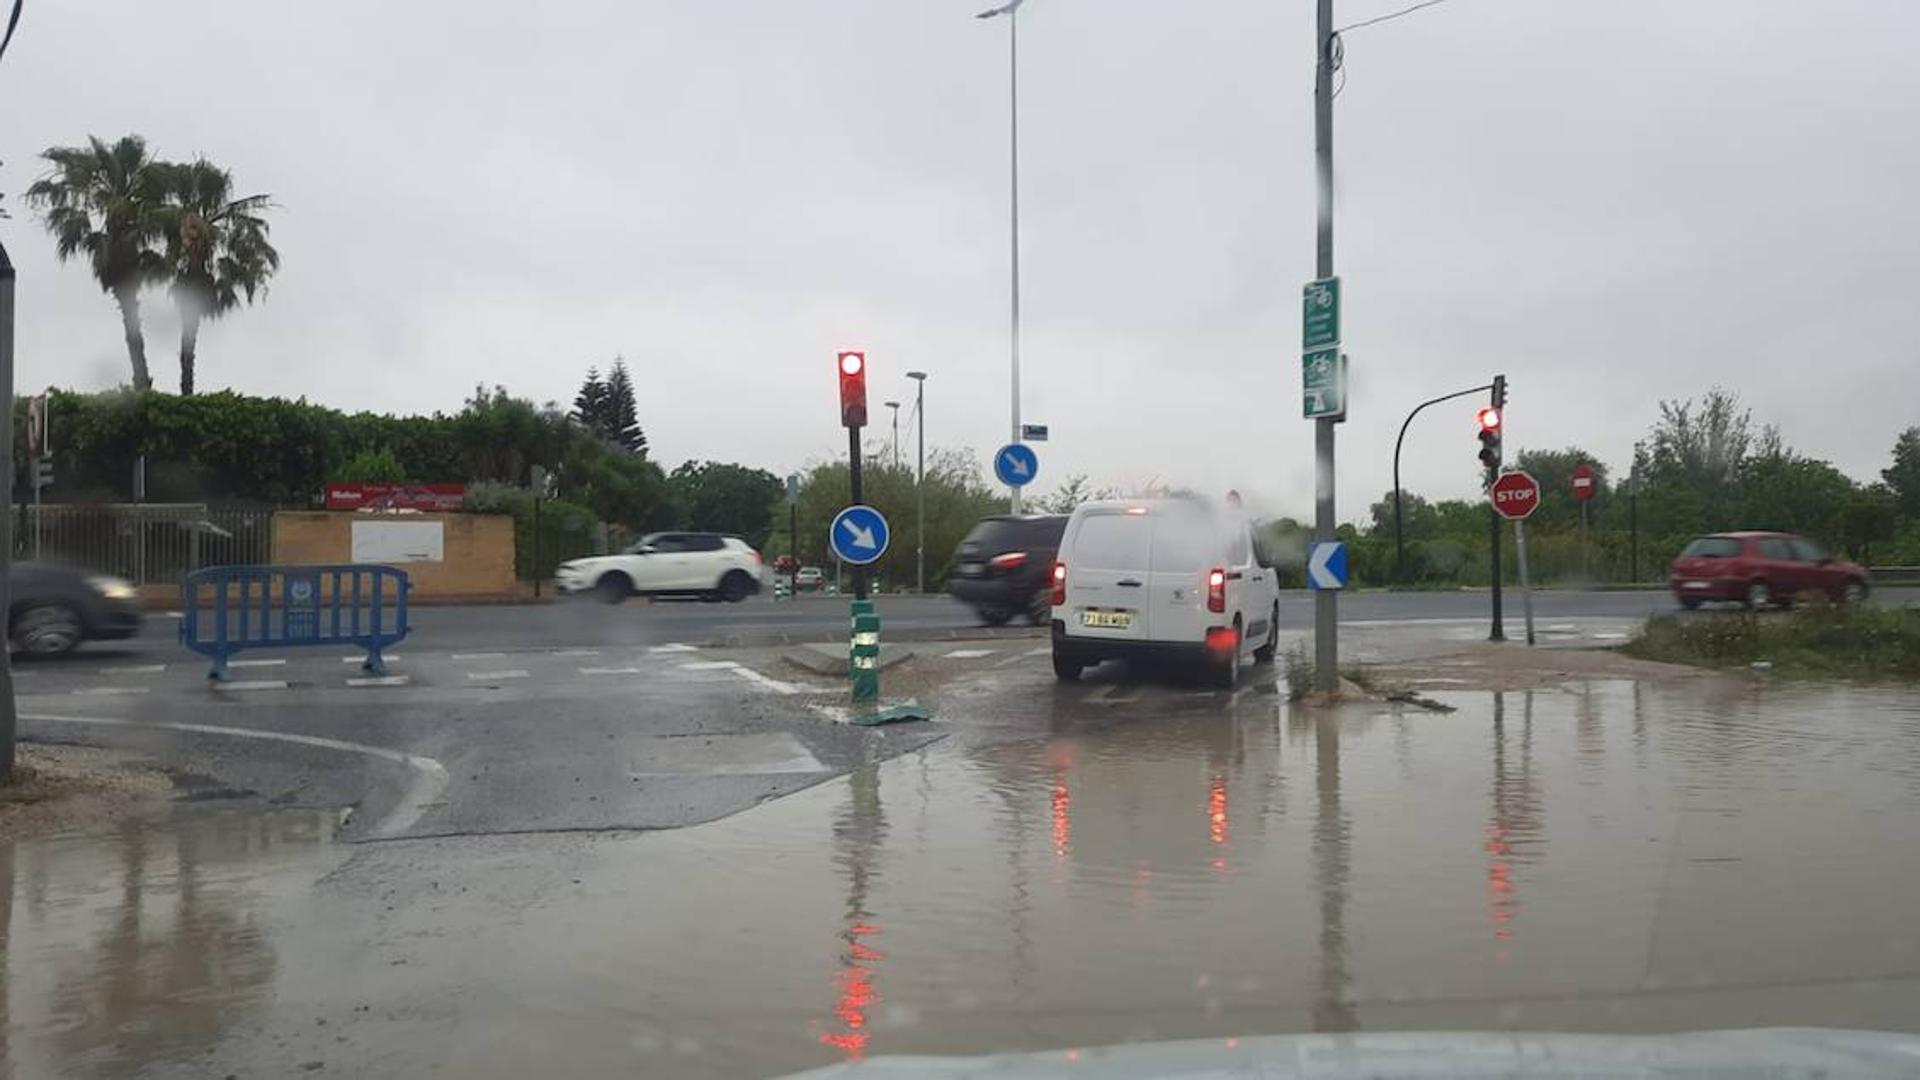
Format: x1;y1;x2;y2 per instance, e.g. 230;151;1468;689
1048;499;1280;687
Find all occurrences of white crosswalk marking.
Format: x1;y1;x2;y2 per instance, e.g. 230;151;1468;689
72;687;150;696
579;666;643;676
346;675;411;688
99;664;166;675
945;649;996;659
679;661;738;671
453;652;507;660
230;658;287;668
213;680;289;692
466;670;528;681
552;649;601;657
342;654;403;663
649;643;697;654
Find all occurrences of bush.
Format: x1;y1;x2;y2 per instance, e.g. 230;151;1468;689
465;483;599;581
1623;604;1920;679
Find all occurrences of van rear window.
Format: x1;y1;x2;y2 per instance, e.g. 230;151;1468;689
1071;514;1152;570
1150;514;1215;572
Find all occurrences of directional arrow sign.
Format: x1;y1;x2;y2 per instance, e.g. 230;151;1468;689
1307;541;1348;591
994;443;1039;488
829;505;891;566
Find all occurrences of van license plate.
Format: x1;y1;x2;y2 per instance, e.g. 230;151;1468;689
1082;610;1133;629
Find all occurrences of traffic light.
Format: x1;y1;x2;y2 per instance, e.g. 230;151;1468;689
1491;373;1507;411
1477;405;1502;477
837;350;867;428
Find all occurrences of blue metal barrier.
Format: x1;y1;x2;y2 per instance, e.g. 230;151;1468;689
181;564;410;679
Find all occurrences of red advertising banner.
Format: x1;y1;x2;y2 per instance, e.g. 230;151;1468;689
324;483;467;512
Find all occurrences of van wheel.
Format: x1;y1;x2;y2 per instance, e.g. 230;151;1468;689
1253;604;1279;664
595;573;632;605
718;571;755;603
1051;650;1084;682
1208;619;1243;690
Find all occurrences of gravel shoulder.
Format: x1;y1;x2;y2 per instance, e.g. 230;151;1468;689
1375;641;1719;692
0;743;178;842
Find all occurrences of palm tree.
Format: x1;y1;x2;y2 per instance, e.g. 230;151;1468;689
159;159;278;394
24;135;170;391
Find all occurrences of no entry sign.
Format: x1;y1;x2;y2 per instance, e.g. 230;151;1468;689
1490;470;1542;520
1571;463;1597;503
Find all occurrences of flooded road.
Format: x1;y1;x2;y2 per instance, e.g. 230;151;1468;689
5;677;1920;1078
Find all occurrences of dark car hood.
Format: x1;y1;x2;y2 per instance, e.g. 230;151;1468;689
783;1028;1920;1079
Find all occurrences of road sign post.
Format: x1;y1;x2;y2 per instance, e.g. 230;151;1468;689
1490;470;1541;646
1572;462;1596;580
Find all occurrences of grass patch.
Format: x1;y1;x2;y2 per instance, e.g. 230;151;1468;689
1281;640;1394;699
1622;603;1920;680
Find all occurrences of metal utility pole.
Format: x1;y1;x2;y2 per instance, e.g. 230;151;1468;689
1;241;17;779
977;0;1026;512
1311;0;1338;693
907;371;928;593
885;401;901;471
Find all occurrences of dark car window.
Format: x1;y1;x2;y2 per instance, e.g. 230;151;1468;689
644;534;689;554
959;517;1064;555
684;534;725;552
1758;537;1795;560
1681;537;1742;558
1789;538;1827;563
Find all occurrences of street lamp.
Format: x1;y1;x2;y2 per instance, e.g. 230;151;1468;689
977;0;1026;512
906;371;928;593
884;401;902;471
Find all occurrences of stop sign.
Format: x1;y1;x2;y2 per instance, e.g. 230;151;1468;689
1490;470;1542;520
1571;463;1597;503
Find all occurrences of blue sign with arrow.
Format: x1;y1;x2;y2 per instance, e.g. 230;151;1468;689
829;504;891;566
1307;541;1348;591
994;443;1039;488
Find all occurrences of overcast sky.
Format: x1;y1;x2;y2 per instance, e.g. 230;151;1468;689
4;0;1916;521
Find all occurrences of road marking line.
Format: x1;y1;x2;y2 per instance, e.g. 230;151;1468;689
579;666;643;675
1592;632;1629;640
465;670;528;681
230;658;288;668
1083;685;1116;704
1026;647;1051;656
72;686;149;696
730;667;800;695
341;654;404;663
452;652;506;660
99;664;166;675
679;661;739;671
946;649;996;659
214;679;290;692
23;712;448;840
649;643;698;654
346;675;411;688
552;649;601;657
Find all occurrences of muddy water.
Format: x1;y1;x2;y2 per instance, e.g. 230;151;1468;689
5;680;1920;1078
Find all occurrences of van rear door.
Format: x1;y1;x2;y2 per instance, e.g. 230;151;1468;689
1061;509;1155;644
1146;504;1218;646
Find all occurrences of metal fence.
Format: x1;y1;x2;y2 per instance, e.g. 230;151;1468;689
18;504;274;585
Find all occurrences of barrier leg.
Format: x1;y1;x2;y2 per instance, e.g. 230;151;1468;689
364;645;387;675
208;651;228;681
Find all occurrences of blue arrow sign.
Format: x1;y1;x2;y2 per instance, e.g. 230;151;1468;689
994;443;1039;488
829;505;891;566
1307;541;1348;591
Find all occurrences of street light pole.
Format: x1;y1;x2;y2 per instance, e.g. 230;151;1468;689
977;0;1026;512
0;241;18;780
1311;0;1338;693
907;372;928;594
885;401;901;471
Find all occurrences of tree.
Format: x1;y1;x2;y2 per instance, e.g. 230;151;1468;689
333;447;407;483
1641;388;1757;534
1884;427;1920;518
1368;489;1437;539
1836;485;1899;563
603;359;645;454
667;461;783;546
572;367;608;431
158;159;279;395
25;135;170;390
1735;449;1853;539
1035;474;1116;514
1514;447;1609;531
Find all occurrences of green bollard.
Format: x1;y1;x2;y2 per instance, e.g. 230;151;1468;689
850;600;880;704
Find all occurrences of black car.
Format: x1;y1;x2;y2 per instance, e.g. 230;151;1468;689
10;561;144;656
947;514;1068;626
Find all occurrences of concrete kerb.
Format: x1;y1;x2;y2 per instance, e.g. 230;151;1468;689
781;647;918;678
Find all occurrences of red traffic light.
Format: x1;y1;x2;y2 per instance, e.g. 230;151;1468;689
838;350;868;428
1476;406;1501;431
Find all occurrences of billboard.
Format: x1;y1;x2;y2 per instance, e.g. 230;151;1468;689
324;483;466;512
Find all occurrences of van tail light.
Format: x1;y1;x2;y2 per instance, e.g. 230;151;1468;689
1050;561;1067;606
988;552;1028;572
1207;567;1227;614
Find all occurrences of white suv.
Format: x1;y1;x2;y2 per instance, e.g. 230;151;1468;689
1049;499;1280;687
557;532;766;604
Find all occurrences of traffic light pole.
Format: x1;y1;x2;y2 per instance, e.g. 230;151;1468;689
0;241;17;780
1392;383;1495;584
1312;0;1338;693
848;427;867;602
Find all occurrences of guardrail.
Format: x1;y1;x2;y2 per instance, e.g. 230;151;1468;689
181;564;410;679
1869;566;1920;586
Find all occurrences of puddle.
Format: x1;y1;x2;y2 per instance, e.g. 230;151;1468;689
6;682;1920;1078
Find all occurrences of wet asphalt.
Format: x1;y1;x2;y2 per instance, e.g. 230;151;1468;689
5;620;1920;1077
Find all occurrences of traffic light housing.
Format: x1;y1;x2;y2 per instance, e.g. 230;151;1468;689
1477;405;1502;476
837;350;868;428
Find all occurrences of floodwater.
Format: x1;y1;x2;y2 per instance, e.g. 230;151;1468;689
6;679;1920;1078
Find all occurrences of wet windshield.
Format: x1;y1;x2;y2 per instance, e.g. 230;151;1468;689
4;1;1920;1077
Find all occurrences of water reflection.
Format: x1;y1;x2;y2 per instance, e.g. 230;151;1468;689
817;764;888;1062
2;811;337;1079
1311;712;1355;1033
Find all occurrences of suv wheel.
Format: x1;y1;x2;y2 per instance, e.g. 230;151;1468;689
595;572;632;605
1025;589;1051;625
13;603;84;656
979;607;1013;628
718;570;755;603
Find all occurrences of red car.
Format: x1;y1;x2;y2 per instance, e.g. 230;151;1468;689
1669;531;1869;609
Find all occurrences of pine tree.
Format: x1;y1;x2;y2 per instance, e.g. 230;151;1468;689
572;366;608;430
604;359;647;455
